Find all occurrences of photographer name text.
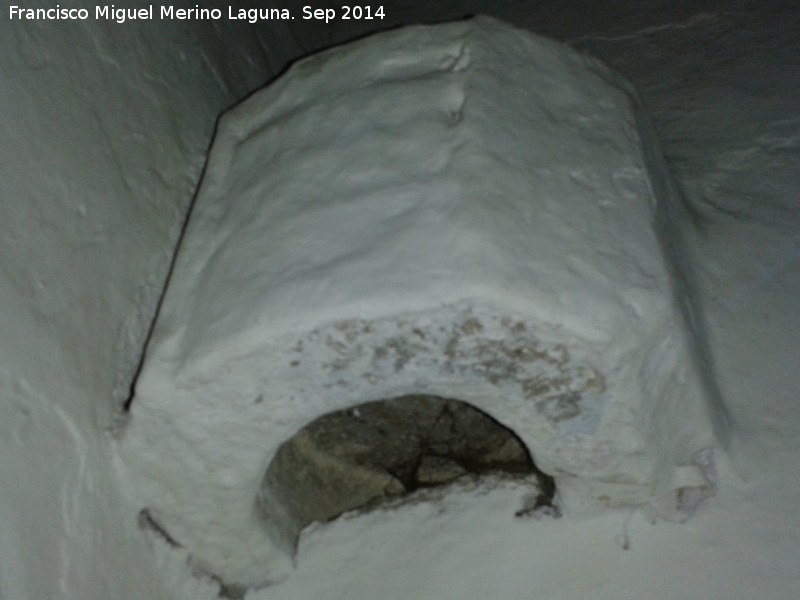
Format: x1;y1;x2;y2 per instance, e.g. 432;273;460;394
8;5;385;24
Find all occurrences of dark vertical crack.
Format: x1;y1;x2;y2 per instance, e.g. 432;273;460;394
122;117;222;412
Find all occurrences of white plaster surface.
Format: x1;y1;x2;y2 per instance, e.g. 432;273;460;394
0;2;313;598
1;2;798;600
118;17;718;588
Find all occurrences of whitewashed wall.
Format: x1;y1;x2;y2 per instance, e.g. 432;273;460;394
0;2;491;596
0;2;331;597
0;2;747;598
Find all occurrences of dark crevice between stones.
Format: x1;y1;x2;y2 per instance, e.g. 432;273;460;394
258;394;557;553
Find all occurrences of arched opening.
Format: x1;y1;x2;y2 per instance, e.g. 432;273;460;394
258;394;555;551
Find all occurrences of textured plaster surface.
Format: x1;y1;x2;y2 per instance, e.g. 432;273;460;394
119;18;716;588
2;1;798;599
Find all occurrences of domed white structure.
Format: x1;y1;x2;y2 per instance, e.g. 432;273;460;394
119;17;720;588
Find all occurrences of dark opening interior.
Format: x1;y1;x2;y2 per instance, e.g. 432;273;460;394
258;394;556;550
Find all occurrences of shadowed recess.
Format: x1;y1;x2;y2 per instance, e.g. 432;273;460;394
258;394;555;550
